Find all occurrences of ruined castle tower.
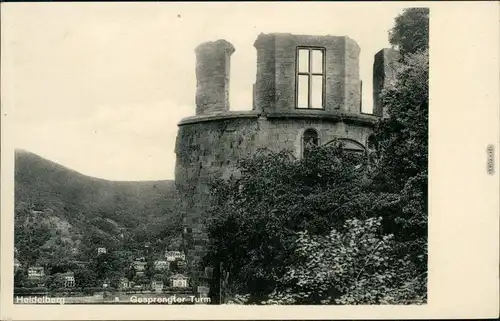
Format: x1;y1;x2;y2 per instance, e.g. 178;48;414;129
373;48;401;118
174;33;399;286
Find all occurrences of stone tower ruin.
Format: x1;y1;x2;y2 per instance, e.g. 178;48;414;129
174;33;399;285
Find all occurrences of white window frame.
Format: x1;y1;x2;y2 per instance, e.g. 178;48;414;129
296;47;326;109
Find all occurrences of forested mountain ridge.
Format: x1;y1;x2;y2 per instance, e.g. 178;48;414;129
14;149;184;267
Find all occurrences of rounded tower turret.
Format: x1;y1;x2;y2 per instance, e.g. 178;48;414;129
194;39;235;116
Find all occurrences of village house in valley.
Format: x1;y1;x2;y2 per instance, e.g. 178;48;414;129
14;258;21;271
27;266;45;279
151;275;164;292
170;274;189;288
61;272;75;288
119;277;131;290
132;259;147;275
165;250;185;262
197;285;210;298
154;259;169;271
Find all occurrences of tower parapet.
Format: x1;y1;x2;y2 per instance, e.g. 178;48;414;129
195;39;235;116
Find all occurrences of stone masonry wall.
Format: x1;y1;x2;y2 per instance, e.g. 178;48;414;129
253;35;276;113
174;115;261;280
259;117;375;158
344;37;362;113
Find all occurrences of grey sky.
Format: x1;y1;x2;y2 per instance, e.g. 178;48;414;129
2;2;411;180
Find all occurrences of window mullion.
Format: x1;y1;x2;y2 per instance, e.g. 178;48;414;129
323;50;326;108
322;51;325;108
308;49;313;108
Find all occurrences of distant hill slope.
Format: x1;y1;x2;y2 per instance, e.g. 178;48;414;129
14;149;184;267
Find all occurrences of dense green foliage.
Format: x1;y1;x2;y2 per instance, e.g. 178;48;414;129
46;273;67;291
205;8;428;304
265;218;426;305
389;8;429;57
205;147;374;302
14;210;52;267
374;6;429;276
74;269;98;290
372;48;428;277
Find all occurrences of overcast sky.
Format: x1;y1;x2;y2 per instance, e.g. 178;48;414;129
2;2;412;181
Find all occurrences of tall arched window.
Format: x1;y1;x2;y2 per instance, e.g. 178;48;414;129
367;134;377;151
302;128;319;157
366;134;379;168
